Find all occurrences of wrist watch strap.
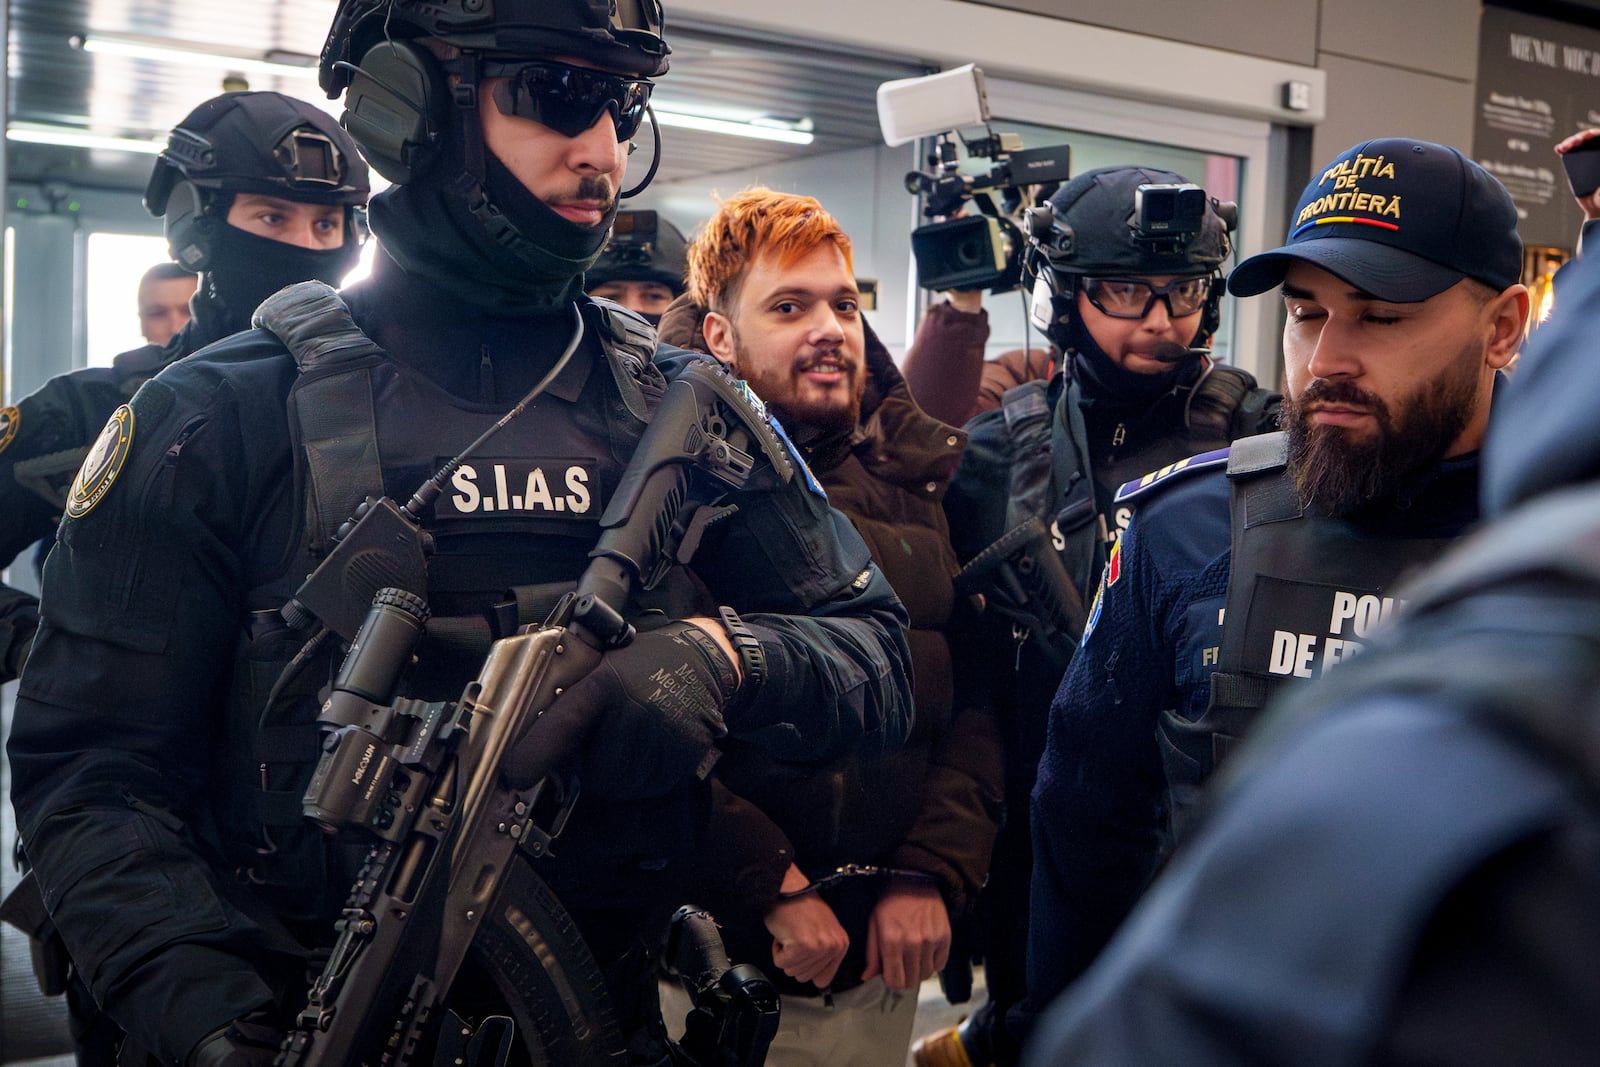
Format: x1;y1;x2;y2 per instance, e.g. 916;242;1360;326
717;606;766;703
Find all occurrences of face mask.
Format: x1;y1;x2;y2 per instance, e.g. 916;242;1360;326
204;221;360;325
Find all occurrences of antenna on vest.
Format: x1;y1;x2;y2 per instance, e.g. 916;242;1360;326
401;306;585;522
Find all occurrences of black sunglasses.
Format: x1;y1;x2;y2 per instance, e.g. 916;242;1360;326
1081;276;1213;320
487;61;653;141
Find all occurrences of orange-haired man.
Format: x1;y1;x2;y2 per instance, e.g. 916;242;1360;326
656;187;1002;1066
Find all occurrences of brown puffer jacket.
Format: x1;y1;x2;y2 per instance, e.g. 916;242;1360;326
657;295;1004;995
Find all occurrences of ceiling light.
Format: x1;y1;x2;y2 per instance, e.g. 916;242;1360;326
648;108;815;145
6;123;165;154
64;34;817;147
70;32;320;80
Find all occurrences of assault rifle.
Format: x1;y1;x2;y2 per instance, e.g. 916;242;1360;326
953;516;1087;670
274;357;794;1067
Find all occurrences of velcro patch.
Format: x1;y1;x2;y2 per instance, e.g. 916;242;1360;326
66;404;135;519
1081;578;1105;645
436;457;601;519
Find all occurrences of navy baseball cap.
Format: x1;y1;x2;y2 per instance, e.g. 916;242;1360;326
1228;138;1523;302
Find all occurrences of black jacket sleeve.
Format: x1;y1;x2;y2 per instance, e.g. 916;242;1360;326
657;349;916;760
8;362;295;1062
0;370;133;681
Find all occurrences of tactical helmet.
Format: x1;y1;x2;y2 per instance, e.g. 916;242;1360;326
1025;165;1235;344
143;91;370;272
586;210;688;292
321;0;670;96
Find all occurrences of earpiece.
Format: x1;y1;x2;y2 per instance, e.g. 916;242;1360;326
338;40;448;184
162;180;219;272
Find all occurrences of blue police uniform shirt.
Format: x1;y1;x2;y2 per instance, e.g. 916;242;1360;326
1027;442;1483;1014
1025;450;1233;1008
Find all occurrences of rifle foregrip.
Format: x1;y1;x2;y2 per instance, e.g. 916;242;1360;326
666;904;734;992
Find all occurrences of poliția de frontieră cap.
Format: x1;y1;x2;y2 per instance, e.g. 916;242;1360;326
1228;138;1522;303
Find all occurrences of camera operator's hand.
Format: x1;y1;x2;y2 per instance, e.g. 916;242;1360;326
942;289;984;314
504;619;739;799
187;1010;284;1067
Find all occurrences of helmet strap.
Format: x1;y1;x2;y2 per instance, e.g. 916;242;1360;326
455;51;487;185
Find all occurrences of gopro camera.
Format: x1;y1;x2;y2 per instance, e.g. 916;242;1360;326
605;209;661;267
1134;184;1207;236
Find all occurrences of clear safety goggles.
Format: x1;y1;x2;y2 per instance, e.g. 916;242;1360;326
1081;275;1213;319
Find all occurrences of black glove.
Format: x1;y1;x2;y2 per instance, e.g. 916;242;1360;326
187;1010;284;1067
504;621;739;799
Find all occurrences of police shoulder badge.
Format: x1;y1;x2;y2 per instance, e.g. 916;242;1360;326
0;405;18;455
1113;446;1231;506
66;404;135;519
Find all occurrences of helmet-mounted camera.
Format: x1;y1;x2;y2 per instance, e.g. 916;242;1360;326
1020;166;1237;349
878;64;1072;294
587;209;689;292
1131;183;1240;255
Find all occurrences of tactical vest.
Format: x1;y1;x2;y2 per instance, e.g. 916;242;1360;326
1158;484;1600;1056
1158;431;1456;832
955;360;1267;673
220;281;680;897
1275;480;1600;805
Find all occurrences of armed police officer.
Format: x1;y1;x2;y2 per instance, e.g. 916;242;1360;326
914;166;1278;1067
586;208;690;322
7;2;913;1064
0;89;367;688
1025;139;1530;1035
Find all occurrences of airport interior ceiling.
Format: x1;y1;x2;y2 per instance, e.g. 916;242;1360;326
7;0;924;195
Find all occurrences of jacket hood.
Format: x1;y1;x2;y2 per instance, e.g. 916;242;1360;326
1483;254;1600;516
655;294;964;488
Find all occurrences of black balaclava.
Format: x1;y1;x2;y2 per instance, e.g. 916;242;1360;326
197;216;362;342
1065;315;1201;408
370;100;618;317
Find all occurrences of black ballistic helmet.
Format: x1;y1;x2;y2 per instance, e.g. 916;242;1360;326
144;91;370;272
1026;165;1235;346
316;0;669;312
321;0;670;97
1032;165;1232;278
586;210;688;292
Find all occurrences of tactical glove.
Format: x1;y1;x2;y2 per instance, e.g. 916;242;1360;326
504;620;739;799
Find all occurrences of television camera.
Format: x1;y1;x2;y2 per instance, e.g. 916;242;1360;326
878;64;1073;293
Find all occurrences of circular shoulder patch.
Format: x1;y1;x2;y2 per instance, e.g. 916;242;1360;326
66;404;135;519
0;405;18;455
